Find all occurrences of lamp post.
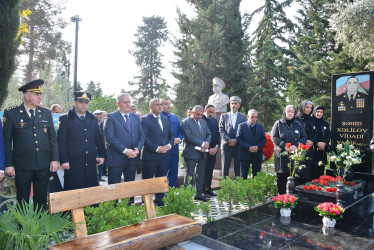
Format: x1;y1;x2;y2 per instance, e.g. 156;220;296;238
71;15;82;92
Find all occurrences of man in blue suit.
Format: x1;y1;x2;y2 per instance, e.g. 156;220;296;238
236;109;266;179
219;96;247;177
141;98;174;206
0;121;5;182
104;93;145;201
161;98;182;188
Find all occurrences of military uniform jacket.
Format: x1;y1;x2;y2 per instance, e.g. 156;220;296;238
57;108;105;190
3;104;59;170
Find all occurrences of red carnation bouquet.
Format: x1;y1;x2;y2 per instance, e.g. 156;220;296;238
263;133;274;161
281;143;311;177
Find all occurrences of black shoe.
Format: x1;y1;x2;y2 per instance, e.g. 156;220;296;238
202;192;210;198
194;194;207;202
206;189;217;196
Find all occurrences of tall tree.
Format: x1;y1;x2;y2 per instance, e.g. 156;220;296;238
128;15;168;104
332;0;374;70
19;0;68;82
289;0;336;104
173;0;249;117
86;81;103;98
248;0;294;128
0;0;22;107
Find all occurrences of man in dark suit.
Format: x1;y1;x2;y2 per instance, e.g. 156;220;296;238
94;109;106;181
141;98;174;206
219;96;247;178
3;80;59;209
57;92;105;191
181;105;211;202
236;109;266;179
201;104;219;197
104;93;144;198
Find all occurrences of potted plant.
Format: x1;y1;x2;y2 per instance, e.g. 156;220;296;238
273;194;298;217
314;202;344;228
281;143;310;194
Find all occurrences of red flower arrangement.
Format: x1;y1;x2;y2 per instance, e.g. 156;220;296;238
302;175;357;193
314;202;344;220
263;133;274;161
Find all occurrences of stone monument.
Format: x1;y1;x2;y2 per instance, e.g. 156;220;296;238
207;77;230;112
331;71;373;174
207;77;231;178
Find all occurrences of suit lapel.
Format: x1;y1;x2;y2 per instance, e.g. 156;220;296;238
151;114;163;134
19;105;31;125
191;118;202;136
116;110;130;133
34;107;41;126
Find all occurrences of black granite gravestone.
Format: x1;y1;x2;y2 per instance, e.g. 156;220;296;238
331;71;373;174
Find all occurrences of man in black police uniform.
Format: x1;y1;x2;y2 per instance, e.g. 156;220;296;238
3;79;59;210
57;92;105;191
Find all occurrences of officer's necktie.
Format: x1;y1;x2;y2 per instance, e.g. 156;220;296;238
350;94;354;101
30;109;35;123
80;116;85;120
124;114;131;131
156;117;163;131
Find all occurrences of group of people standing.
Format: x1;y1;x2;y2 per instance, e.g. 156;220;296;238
271;101;331;194
0;79;331;210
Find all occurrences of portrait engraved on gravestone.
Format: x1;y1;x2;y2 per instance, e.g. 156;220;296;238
207;77;230;112
331;72;373;173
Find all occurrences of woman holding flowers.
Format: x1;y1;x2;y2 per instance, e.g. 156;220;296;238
271;105;307;194
313;106;331;179
295;100;318;182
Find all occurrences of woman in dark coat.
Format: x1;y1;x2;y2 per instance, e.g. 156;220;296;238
295;100;318;182
271;105;307;194
313;105;331;179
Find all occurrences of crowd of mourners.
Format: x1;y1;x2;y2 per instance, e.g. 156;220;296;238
0;79;331;210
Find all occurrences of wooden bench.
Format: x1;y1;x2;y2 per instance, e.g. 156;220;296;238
48;177;201;249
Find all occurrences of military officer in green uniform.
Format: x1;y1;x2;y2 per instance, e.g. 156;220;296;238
3;79;59;210
336;76;368;112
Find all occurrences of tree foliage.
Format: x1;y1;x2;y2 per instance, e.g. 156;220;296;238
19;0;69;82
247;0;294;128
128;15;168;104
0;0;22;107
173;0;249;118
332;0;374;70
86;80;103;98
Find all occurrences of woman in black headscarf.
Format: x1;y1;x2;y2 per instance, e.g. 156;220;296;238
313;105;331;179
271;105;307;194
295;100;318;182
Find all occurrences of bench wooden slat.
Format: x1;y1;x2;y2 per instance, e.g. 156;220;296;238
48;214;201;250
143;194;156;219
71;207;87;238
49;177;169;213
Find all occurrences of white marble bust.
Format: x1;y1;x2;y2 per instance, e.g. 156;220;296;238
207;77;230;112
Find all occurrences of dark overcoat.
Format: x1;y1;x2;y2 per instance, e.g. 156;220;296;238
271;119;307;174
57;108;105;190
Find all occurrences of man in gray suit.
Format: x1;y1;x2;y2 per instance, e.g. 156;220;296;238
219;96;247;178
104;93;145;203
181;105;211;202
